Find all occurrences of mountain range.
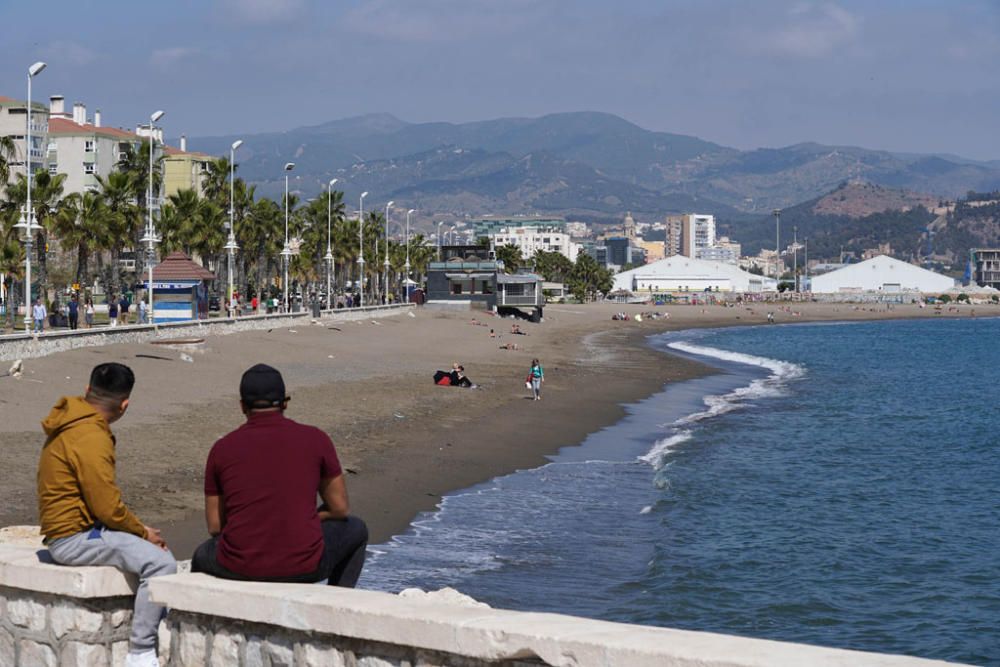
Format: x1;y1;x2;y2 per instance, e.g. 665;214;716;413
181;111;1000;227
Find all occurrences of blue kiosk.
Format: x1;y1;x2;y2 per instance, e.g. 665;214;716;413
147;251;216;324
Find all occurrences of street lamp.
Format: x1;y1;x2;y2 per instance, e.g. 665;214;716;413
437;221;445;261
326;178;338;310
772;208;781;280
141;109;165;325
15;61;45;333
282;162;295;312
358;191;369;307
405;208;415;303
449;225;457;245
792;225;799;293
226;139;243;317
384;201;394;304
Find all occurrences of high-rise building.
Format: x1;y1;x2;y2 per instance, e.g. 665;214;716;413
972;248;1000;289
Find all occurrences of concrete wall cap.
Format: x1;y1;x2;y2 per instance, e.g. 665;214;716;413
0;544;137;598
150;574;964;666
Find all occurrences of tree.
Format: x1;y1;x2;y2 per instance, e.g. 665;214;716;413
532;250;574;282
0;135;16;186
96;171;139;296
495;243;523;273
568;253;612;302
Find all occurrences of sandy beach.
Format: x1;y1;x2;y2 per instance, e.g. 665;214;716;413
0;300;976;558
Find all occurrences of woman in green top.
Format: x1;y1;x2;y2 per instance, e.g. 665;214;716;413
528;358;544;401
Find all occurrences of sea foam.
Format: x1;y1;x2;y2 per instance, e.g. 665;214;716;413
639;340;806;469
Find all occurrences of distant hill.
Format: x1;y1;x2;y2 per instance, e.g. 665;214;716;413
726;181;938;261
180;112;1000;227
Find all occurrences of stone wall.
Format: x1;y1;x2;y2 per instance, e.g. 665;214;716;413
0;586;133;666
0;304;412;362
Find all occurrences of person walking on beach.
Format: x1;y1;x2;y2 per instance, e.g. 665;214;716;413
108;297;118;327
192;364;368;587
37;362;176;667
527;358;544;401
84;298;95;328
32;298;46;333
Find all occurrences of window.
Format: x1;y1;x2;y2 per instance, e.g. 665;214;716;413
451;282;463;295
84;163;95;174
48;164;57;174
84;140;95;152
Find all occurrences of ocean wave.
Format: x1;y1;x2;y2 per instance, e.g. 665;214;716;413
638;341;806;470
667;341;805;425
639;430;693;468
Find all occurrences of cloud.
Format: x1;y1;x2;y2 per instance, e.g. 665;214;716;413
45;41;99;67
766;3;860;58
342;0;539;43
215;0;306;24
150;47;200;69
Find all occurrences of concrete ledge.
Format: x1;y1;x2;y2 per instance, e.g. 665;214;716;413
0;545;136;598
150;574;961;667
0;303;414;361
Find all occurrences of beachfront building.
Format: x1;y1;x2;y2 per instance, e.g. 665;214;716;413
426;245;545;319
147;251;216;323
470;217;565;238
490;225;580;261
696;236;741;264
0;95;49;191
47;99;141;194
971;248;1000;290
163;138;213;197
612;255;776;294
810;256;955;294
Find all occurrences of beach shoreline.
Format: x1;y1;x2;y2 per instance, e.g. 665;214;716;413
0;301;986;558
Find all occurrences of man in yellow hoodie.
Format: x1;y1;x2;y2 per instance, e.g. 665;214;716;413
38;362;176;667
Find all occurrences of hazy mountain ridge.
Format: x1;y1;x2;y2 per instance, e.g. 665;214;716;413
182;111;1000;224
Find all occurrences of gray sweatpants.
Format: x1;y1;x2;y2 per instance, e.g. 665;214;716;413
48;528;177;651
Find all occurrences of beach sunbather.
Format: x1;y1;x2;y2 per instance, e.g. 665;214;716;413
192;364;368;588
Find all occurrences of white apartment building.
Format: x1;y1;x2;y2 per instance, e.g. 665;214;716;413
47;97;141;193
696;235;741;264
0;95;49;190
683;214;716;257
491;225;580;262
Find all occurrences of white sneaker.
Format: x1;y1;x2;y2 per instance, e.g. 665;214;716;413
124;649;159;667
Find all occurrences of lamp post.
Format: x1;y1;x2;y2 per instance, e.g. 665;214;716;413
437;221;445;260
383;201;394;304
226;140;243;317
282;162;295;312
405;208;415;303
772;208;781;280
325;178;338;310
358;191;369;307
450;225;457;245
141;109;165;325
15;61;45;333
793;225;798;293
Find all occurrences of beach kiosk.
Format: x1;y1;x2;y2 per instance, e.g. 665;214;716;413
147;251;216;324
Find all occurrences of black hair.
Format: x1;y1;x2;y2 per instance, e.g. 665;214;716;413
88;363;135;401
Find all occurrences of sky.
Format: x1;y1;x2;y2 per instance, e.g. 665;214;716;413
2;0;999;160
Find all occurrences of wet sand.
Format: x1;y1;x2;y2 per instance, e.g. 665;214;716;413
0;300;975;558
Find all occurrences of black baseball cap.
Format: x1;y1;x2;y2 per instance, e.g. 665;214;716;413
239;364;288;408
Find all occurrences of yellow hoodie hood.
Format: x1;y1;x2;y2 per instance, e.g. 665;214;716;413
41;396;108;440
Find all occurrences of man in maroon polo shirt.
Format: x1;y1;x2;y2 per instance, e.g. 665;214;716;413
191;364;367;586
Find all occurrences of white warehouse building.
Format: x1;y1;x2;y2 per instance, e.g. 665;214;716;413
612;256;777;294
810;256;955;294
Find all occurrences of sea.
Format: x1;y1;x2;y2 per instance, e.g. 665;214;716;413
360;317;1000;665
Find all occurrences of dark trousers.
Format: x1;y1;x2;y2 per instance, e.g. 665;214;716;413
191;516;368;587
69;313;78;329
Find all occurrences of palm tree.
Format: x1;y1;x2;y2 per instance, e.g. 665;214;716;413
53;191;110;288
0;204;25;329
117;139;162;281
96;171;139;296
4;170;69;297
0;136;17;187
